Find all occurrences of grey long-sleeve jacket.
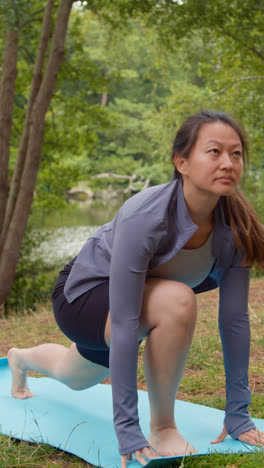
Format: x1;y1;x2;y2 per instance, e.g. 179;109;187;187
64;178;255;455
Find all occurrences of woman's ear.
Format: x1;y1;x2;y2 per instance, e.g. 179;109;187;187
173;154;188;176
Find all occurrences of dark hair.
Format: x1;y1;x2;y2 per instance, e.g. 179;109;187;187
171;110;264;268
171;110;248;179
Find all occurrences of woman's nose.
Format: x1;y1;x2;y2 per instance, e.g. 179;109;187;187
220;152;233;169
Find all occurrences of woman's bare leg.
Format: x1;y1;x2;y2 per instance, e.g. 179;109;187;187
140;278;197;457
8;343;109;399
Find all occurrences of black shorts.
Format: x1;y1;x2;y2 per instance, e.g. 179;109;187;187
52;259;110;368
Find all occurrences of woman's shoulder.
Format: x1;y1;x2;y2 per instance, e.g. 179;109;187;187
118;180;178;221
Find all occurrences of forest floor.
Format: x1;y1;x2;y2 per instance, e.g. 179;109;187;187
0;278;264;467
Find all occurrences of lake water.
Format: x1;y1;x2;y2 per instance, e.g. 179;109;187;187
28;199;123;267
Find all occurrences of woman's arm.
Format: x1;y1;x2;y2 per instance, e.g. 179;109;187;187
218;266;256;438
109;213;164;455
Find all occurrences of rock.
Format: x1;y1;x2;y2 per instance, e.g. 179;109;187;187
93;189;121;201
67;187;94;202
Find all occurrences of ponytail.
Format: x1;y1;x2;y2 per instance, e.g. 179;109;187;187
225;189;264;267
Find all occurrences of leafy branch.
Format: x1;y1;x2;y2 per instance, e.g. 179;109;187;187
215;76;264;97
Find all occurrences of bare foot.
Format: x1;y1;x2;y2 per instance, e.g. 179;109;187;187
148;426;197;457
7;348;35;399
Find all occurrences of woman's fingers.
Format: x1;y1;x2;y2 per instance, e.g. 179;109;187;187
134;450;149;466
121;454;130;468
238;428;264;446
141;446;158;459
121;454;128;468
211;426;264;447
134;447;158;465
121;446;158;468
211;425;228;444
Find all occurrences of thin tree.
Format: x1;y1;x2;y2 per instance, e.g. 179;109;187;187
0;0;75;311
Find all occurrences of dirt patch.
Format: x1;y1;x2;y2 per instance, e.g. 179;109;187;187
0;342;10;355
249;374;264;393
250;348;264;362
249;278;264;307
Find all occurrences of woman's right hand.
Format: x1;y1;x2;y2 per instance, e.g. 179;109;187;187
121;446;158;468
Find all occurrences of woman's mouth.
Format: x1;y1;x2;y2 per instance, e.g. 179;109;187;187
216;177;234;183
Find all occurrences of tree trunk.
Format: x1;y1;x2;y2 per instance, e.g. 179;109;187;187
0;29;19;234
0;0;55;249
0;0;74;309
101;92;108;107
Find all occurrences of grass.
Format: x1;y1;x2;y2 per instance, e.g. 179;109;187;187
0;278;264;467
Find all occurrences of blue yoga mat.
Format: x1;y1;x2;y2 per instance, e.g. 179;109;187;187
0;357;263;467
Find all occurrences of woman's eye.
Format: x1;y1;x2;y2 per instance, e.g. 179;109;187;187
209;148;219;154
233;151;242;158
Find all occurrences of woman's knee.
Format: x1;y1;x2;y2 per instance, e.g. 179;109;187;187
164;283;197;328
60;370;109;391
142;279;197;331
53;348;110;390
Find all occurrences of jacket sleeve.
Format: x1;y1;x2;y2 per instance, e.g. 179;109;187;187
218;265;256;438
109;213;164;455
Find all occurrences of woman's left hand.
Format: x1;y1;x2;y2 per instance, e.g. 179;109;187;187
211;424;264;446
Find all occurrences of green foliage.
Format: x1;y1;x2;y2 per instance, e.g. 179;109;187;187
7;2;264;210
5;231;57;312
6;260;57;312
31;9;196;206
33;151;90;212
2;0;264;204
89;153;140;176
144;0;264;168
137;163;170;186
147;82;214;164
242;169;264;223
97;99;154;164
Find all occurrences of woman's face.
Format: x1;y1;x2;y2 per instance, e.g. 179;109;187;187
174;121;244;198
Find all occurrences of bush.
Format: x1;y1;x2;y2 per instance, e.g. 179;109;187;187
5;231;58;313
5;260;58;313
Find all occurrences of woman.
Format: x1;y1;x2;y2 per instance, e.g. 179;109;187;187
8;110;264;467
